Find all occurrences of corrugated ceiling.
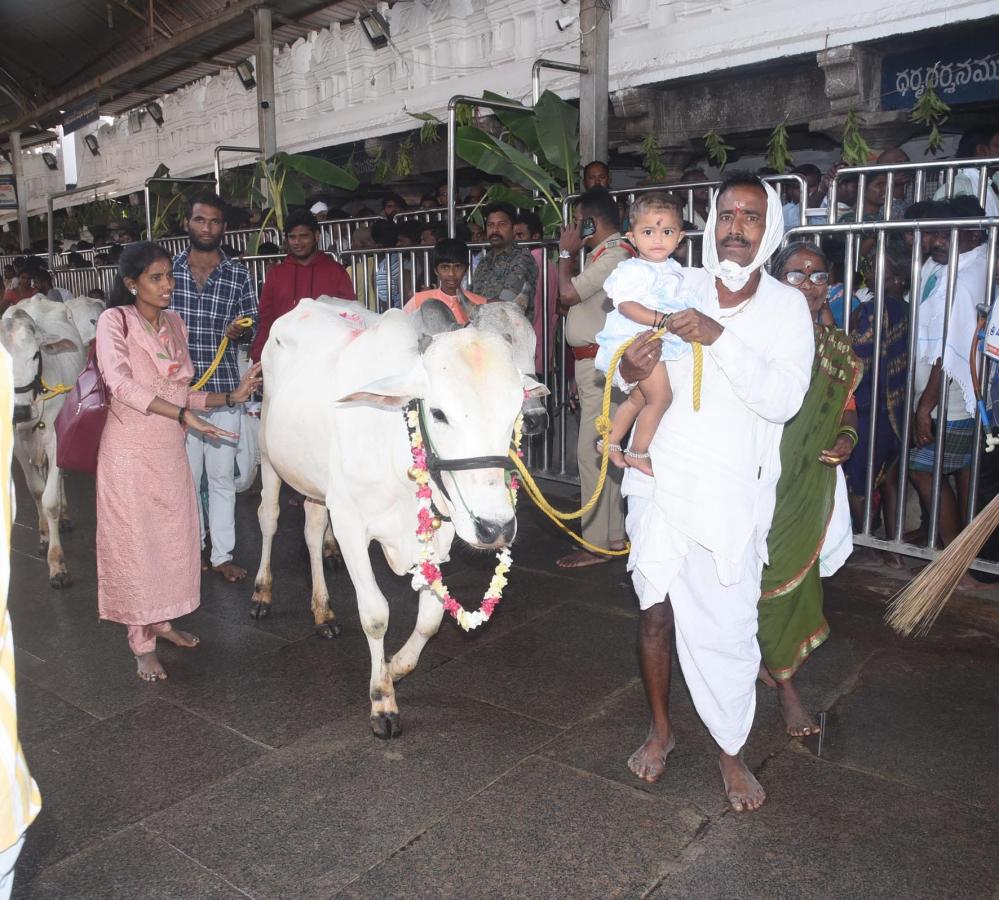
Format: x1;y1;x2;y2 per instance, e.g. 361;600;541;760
0;0;371;137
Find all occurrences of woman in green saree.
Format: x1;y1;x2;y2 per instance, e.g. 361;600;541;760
760;242;862;737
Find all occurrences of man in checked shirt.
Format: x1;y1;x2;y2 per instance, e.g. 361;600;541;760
172;193;259;582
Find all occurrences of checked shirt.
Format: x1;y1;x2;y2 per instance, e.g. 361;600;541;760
172;247;258;393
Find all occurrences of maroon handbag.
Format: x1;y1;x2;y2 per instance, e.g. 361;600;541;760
55;309;127;475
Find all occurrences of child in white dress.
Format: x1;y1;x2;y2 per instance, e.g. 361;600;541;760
596;194;695;476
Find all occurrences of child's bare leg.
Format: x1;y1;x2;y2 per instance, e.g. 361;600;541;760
603;388;647;469
626;364;672;477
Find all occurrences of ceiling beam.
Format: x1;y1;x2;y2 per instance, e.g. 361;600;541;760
2;0;266;135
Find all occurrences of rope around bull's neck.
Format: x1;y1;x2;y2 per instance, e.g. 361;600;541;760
508;327;703;557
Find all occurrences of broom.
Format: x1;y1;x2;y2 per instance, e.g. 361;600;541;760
885;492;999;636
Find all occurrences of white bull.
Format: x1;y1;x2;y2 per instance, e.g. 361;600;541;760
0;298;87;587
252;298;546;738
65;296;106;347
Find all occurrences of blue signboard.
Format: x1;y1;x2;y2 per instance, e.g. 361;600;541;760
0;176;16;211
63;98;100;136
882;36;999;111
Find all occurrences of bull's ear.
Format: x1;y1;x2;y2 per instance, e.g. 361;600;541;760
522;373;550;398
40;336;78;354
336;368;429;408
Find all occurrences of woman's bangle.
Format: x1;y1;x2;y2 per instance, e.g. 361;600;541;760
838;425;859;447
177;405;186;425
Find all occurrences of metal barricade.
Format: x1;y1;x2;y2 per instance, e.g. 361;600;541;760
786;213;999;574
319;215;383;254
828;156;999;225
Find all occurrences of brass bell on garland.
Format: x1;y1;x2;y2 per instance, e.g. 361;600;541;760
407;466;421;481
431;516;442;530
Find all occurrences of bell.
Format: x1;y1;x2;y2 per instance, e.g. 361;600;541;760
407;466;421;481
431;516;442;530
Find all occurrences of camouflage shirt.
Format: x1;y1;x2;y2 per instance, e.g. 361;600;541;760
470;244;539;316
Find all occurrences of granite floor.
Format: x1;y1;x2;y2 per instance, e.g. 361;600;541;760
7;471;999;899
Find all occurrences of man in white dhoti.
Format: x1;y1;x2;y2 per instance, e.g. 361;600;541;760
617;173;815;811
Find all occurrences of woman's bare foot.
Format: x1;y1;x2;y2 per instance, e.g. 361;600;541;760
719;753;765;812
776;677;819;737
556;549;610;568
624;449;654;477
159;628;200;648
627;726;676;783
757;664;778;689
135;652;167;682
212;562;247;582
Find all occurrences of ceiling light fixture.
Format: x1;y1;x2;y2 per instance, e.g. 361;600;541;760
145;102;164;126
84;134;100;156
359;10;390;49
42;152;58;171
235;59;256;90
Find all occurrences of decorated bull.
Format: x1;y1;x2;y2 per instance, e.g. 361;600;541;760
0;298;88;586
251;298;547;738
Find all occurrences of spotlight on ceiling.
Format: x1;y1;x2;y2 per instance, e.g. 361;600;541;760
359;10;390;49
41;152;58;171
145;102;164;126
555;14;577;30
235;59;256;90
84;134;100;156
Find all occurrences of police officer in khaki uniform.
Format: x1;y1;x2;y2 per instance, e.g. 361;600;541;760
556;187;634;567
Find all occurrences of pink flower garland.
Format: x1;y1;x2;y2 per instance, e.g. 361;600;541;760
406;406;521;632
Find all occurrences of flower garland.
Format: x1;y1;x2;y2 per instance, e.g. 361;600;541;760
406;404;522;632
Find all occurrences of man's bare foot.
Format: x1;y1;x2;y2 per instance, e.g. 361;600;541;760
627;728;676;783
159;628;200;648
624;450;654;477
556;549;610;568
776;678;819;737
719;753;765;812
757;664;778;689
211;562;247;582
135;652;167;682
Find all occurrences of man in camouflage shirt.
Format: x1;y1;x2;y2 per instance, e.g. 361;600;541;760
470;202;539;317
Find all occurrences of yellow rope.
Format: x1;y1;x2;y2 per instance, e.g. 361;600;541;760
510;329;703;556
190;317;255;391
39;377;72;402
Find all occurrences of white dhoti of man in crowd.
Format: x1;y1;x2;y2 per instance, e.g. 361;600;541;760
620;176;814;808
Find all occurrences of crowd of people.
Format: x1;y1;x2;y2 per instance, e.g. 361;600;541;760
2;123;997;819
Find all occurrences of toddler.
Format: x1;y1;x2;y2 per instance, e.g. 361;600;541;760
596;193;696;476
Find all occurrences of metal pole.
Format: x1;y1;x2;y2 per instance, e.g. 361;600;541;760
532;58;587;104
861;229;886;535
214;145;261;195
10;131;29;251
144;175;214;239
578;0;609;165
254;7;277;161
446;94;531;239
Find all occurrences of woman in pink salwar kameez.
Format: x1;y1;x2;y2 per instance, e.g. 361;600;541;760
96;242;260;682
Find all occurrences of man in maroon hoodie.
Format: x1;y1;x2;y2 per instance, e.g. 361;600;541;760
250;208;356;361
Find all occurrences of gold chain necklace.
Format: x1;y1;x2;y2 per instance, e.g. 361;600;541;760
718;294;755;320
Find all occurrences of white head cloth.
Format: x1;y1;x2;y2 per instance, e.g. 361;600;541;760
702;179;786;292
310;201;329;215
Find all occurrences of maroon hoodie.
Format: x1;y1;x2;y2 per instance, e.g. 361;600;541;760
250;252;356;361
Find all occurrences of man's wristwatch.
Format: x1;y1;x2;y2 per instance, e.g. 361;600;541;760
558;249;572;260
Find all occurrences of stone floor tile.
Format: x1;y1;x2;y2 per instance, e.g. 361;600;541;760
14;677;97;748
16;825;248;900
17;700;267;886
426;601;640;727
339;755;704;900
145;691;553;899
647;750;999;899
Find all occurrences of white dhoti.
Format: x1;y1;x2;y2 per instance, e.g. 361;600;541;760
627;486;761;756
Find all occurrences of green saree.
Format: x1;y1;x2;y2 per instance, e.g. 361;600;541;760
759;325;862;681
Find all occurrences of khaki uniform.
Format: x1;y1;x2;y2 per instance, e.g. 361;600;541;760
565;234;632;547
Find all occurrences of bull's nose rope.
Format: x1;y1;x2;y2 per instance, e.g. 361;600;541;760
190;317;255;391
508;328;702;558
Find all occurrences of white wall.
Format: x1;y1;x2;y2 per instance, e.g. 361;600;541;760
10;0;999;221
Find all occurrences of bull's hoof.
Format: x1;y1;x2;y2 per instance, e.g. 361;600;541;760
49;572;72;589
314;621;342;639
250;602;271;620
370;712;402;740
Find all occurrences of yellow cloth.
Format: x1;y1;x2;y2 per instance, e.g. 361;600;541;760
0;346;42;848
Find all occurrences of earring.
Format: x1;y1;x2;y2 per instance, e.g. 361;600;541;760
130;288;138;295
